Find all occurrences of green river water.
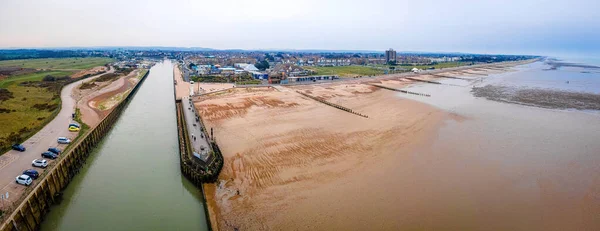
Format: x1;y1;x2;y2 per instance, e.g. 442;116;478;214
39;60;209;231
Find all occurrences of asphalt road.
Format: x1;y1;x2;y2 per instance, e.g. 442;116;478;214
0;70;110;208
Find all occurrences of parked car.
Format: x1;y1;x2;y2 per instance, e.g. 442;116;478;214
15;175;32;186
22;169;39;179
11;144;26;152
32;159;48;168
41;151;58;159
57;137;71;144
48;147;61;155
69;123;80;128
68;126;80;132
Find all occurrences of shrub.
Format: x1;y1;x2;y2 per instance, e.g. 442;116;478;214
32;103;59;112
95;73;119;82
42;75;56;81
79;82;97;90
0;88;14;102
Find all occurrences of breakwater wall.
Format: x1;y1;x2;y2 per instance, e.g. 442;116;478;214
0;70;150;231
175;100;223;185
296;91;369;118
174;99;223;231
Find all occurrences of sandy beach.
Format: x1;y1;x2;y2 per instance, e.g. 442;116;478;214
195;60;600;230
196;85;453;230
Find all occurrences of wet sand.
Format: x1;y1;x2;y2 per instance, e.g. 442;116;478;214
196;60;600;230
196;86;454;230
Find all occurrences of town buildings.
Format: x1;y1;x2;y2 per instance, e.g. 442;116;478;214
385;48;397;63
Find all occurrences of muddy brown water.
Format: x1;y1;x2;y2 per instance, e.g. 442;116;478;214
394;65;600;230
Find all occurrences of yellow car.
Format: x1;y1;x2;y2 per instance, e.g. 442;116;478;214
68;126;80;132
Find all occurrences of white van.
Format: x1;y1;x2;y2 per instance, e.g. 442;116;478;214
190;81;195;84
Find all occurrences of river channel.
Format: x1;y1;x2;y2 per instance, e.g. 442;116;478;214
39;60;208;231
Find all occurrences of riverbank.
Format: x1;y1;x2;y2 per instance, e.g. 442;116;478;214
38;60;209;231
196;59;600;230
73;68;145;127
0;64;150;231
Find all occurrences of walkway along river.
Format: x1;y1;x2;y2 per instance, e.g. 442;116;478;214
39;60;209;231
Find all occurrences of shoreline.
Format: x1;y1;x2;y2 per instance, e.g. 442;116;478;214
195;57;600;230
196;58;600;230
195;81;461;230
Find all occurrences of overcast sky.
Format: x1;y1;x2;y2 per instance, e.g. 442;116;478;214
1;0;599;56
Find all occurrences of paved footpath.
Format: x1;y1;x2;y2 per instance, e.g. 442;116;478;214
0;71;109;209
181;97;211;161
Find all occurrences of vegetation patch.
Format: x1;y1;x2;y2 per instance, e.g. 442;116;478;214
96;89;130;111
235;80;261;85
304;65;385;77
32;103;59;112
42;75;70;82
0;58;113;154
136;69;148;79
114;67;134;75
69;108;90;145
191;75;229;83
95;73;120;82
0;57;113;70
79;81;97;90
0;88;14;102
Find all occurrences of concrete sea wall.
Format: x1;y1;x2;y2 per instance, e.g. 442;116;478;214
0;70;150;231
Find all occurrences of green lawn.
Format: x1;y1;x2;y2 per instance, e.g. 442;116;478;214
304;66;385;77
0;57;113;70
0;71;74;88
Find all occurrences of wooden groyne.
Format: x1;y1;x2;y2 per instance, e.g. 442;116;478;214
405;77;441;85
430;74;472;80
458;70;488;76
296;91;369;118
368;84;431;97
0;70;150;231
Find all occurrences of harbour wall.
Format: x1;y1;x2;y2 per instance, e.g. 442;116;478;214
0;70;150;231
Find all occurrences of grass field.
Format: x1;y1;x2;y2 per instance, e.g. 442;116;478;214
0;57;112;152
303;65;385;77
0;71;74;88
0;74;59;147
0;57;114;70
